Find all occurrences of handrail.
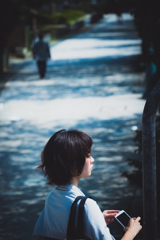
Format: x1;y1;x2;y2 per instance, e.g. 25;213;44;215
142;80;160;240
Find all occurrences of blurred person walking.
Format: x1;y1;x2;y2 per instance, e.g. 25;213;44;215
32;33;51;79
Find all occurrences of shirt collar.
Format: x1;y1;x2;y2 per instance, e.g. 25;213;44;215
56;184;85;196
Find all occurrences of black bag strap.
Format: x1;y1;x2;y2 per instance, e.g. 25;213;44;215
66;196;89;239
67;196;84;238
76;197;88;238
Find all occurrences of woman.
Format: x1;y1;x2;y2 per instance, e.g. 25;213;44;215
33;129;142;240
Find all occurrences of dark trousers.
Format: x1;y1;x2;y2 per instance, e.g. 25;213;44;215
37;61;46;78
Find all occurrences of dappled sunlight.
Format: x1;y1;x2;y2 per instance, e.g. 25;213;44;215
0;94;145;128
97;156;123;161
103;13;134;23
23;176;46;187
1;72;145;102
51;39;141;51
50;13;141;61
51;41;141;61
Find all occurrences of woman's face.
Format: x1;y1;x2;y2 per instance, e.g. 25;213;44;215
80;155;94;178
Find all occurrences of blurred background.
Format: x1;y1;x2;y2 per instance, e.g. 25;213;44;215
0;0;160;240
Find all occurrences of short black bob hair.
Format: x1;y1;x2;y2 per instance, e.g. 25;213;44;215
38;129;92;186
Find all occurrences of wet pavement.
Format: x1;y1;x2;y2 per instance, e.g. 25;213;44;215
0;14;145;239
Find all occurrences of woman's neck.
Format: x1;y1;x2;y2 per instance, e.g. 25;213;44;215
70;176;80;187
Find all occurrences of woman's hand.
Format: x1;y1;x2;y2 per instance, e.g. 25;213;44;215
121;217;142;240
124;217;142;237
103;210;120;225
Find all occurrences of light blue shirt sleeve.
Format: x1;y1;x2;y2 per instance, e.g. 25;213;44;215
84;198;116;240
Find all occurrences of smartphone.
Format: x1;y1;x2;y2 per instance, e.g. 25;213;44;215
115;210;131;228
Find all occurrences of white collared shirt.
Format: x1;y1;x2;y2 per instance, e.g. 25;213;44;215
33;184;115;240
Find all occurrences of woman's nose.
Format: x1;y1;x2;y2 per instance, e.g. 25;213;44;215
91;157;94;163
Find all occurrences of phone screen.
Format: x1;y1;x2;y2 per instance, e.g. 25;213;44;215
116;212;130;227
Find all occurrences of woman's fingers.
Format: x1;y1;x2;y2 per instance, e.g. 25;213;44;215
104;210;120;214
103;211;120;225
136;216;141;222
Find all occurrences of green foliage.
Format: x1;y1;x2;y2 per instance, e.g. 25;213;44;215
0;0;86;72
0;1;85;48
59;10;85;24
36;9;85;25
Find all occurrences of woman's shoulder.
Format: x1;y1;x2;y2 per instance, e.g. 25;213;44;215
85;197;98;207
85;197;102;216
83;198;113;239
45;185;84;207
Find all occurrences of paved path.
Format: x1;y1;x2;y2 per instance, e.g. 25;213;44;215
0;14;145;239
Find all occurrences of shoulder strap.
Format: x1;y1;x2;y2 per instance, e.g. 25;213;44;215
66;196;89;239
76;197;88;238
